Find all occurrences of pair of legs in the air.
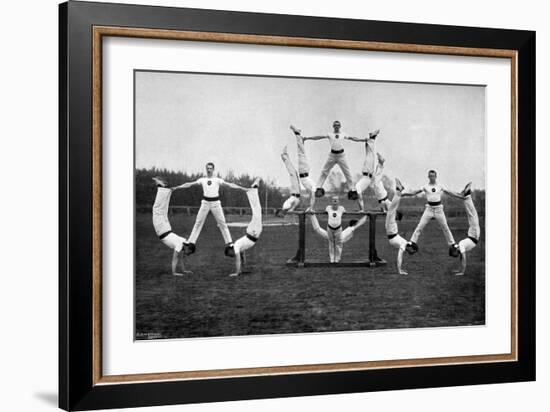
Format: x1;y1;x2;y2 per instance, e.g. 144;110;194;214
386;178;409;275
229;178;262;277
152;177;191;276
355;153;391;212
454;183;479;275
279;129;315;215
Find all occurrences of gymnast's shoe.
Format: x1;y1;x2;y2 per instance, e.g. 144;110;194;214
395;177;404;192
224;243;236;258
315;188;325;198
290;125;301;135
348;190;359;200
405;241;418;255
460;182;472;197
251;177;261;188
152;177;167;187
449;243;460;258
183;242;196;256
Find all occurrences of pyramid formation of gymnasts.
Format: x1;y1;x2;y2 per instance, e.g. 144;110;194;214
150;120;479;277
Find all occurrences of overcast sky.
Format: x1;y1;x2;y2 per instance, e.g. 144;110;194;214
135;71;485;190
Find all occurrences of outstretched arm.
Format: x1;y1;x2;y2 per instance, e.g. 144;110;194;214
354;216;368;230
443;189;466;200
222;181;249;191
345;136;368;142
401;189;422;197
308;190;316;210
346;129;380;142
302;135;328;141
171;250;189;276
171;250;179;275
309;214;328;240
171;181;197;190
341;215;368;243
290;125;327;141
397;249;407;275
302;190;316;210
455;252;467;276
229;252;242;277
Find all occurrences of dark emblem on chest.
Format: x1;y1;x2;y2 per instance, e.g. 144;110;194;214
207;180;212;186
431;188;436;192
333;213;337;218
335;134;340;139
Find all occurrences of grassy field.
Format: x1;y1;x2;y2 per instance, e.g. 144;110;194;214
135;200;485;340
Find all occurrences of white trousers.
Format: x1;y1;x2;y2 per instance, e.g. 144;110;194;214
234;189;262;254
295;134;310;175
327;226;343;263
294;134;315;197
458;195;481;254
152;187;173;237
355;175;372;194
373;179;388;201
281;152;301;194
317;152;354;191
188;200;232;244
385;193;401;235
244;189;262;238
282;195;300;212
152;188;186;252
356;175;388;201
300;176;315;196
385;194;407;251
411;204;455;245
464;196;480;239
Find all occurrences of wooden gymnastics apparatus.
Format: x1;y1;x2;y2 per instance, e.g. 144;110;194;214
285;210;387;268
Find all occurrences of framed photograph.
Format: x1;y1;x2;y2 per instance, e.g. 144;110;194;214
59;1;535;410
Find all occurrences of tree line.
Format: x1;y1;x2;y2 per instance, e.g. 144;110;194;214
135;168;286;208
136;167;485;215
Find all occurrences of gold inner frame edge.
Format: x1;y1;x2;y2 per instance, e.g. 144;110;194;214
91;26;518;385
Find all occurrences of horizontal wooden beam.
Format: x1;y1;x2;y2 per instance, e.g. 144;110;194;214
287;210;387;216
286;258;387;268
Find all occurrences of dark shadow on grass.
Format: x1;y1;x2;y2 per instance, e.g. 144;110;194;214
34;392;58;407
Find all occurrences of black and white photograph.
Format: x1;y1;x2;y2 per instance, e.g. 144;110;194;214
134;70;486;340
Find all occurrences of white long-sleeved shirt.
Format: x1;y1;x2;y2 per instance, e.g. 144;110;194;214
422;183;446;203
326;205;345;228
197;177;225;198
327;131;349;151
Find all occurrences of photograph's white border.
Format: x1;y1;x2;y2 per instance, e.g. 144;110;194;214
102;37;511;376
